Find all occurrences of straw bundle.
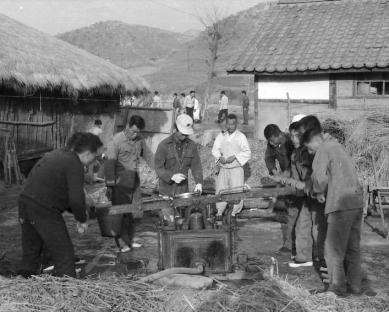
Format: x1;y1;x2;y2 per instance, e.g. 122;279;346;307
0;275;172;312
345;112;389;182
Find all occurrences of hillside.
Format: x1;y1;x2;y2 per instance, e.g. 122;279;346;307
57;21;191;70
143;3;271;98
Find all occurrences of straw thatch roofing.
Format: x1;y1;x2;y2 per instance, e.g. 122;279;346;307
0;13;148;98
227;0;389;75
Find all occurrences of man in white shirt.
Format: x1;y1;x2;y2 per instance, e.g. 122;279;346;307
184;90;196;119
88;119;103;136
152;91;162;108
212;114;251;217
217;91;229;123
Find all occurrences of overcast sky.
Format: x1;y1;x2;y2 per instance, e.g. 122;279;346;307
0;0;274;35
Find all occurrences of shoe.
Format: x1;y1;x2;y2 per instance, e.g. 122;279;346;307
131;242;142;248
278;246;292;253
347;286;377;297
288;260;313;268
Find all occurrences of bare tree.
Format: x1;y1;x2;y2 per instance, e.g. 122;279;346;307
196;2;227;121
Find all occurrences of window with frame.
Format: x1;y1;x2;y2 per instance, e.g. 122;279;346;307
355;73;389;96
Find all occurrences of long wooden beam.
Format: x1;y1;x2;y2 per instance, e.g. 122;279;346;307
95;186;295;216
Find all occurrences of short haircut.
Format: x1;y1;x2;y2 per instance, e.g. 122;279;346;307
299;115;322;133
242;90;247;94
173;93;178;96
94;119;102;126
289;121;300;132
190;90;195;94
227;113;237;121
129;115;145;130
221;90;225;94
181;93;185;97
301;128;322;145
154;91;159;95
67;132;103;154
264;124;281;140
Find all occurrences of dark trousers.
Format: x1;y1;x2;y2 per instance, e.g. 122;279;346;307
325;209;363;293
186;107;194;119
111;185;135;247
18;199;76;277
295;199;327;262
243;106;249;124
217;109;228;122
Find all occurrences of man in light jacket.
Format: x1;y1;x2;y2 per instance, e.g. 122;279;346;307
212;114;251;217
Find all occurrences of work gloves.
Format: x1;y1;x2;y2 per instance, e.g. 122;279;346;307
171;173;187;184
194;183;203;194
77;222;88;234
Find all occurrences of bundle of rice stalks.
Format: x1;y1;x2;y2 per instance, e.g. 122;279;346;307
0;275;172;312
280;279;389;312
346;112;389;182
197;280;307;312
322;118;347;145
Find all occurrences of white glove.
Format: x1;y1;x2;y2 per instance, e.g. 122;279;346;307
194;183;202;194
77;222;88;234
316;193;326;203
171;173;186;184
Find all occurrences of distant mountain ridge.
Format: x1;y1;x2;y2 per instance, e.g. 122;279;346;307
57;21;193;69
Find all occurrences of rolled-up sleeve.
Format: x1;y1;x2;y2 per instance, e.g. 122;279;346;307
236;134;251;166
211;134;222;161
191;146;203;185
66;161;86;223
311;149;329;194
104;139;119;181
154;143;174;183
265;146;276;174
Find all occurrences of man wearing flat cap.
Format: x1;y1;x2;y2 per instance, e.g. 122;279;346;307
154;114;203;225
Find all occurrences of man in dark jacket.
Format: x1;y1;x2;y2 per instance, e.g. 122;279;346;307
154;114;203;225
18;133;102;278
241;90;250;125
264;124;297;255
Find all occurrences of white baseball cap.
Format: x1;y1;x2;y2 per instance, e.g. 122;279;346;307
291;114;306;123
176;114;194;135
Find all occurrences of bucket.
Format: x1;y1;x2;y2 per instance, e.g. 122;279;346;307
96;213;123;237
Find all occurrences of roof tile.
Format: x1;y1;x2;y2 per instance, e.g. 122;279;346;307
228;0;389;74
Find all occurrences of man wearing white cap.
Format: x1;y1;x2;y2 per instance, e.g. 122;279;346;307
212;114;251;218
154;114;203;224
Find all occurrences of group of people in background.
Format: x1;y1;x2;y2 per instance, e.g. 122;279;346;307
264;114;369;297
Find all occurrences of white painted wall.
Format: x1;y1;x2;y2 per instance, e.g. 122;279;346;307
258;79;330;100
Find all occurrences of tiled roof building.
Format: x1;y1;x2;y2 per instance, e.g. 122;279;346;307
227;0;389;139
228;0;389;74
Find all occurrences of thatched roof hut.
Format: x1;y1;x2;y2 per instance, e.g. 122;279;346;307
0;14;148;168
0;13;147;97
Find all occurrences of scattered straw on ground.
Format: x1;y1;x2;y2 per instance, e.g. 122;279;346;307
1;275;388;312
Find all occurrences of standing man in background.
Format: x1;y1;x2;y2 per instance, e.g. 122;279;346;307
152;91;162;108
172;93;181;116
105;115;146;252
212;114;251;218
217;91;229;123
241;91;250;125
184;90;196;119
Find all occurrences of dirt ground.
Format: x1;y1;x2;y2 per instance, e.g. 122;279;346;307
1;181;389;297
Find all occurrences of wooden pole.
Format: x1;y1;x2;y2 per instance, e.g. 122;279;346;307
254;77;259;139
286;92;291;124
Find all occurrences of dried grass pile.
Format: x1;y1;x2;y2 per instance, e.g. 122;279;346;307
0;275;172;312
345;112;389;182
280;279;389;312
1;275;388;312
322;118;347;145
